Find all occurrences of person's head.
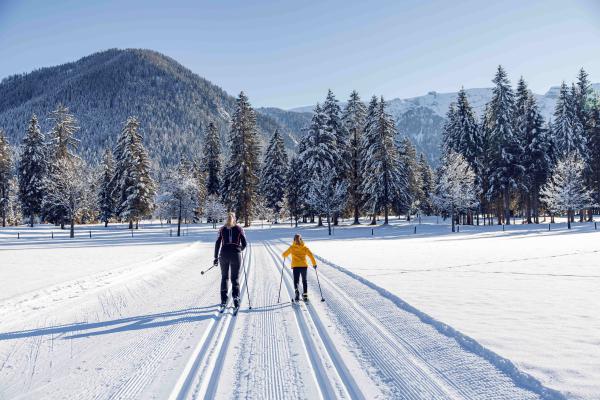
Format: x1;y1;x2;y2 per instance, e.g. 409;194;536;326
225;212;236;228
293;234;304;246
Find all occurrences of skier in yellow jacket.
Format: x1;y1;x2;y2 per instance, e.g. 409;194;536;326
282;234;317;301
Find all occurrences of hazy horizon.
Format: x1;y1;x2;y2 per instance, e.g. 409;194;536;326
1;0;599;108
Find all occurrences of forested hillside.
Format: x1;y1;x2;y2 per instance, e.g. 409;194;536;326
0;49;300;166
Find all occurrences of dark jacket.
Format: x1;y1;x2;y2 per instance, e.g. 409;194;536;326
214;225;247;259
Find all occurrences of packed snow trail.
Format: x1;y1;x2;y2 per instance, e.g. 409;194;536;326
0;241;222;400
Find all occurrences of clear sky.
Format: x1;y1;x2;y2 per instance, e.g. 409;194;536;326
1;0;599;108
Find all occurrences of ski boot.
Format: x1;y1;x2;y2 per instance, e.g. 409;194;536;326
302;293;309;302
233;297;240;315
294;290;300;302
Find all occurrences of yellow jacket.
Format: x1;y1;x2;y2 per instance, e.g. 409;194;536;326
282;243;317;268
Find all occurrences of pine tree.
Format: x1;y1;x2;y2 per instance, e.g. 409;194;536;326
221;92;261;227
553;82;586;159
300;103;338;226
445;88;480;168
18;115;47;227
260;129;288;222
586;97;600;218
486;66;524;225
418;153;435;216
322;90;350;224
203;122;222;196
575;68;592;129
360;96;407;225
342;90;367;224
541;154;593;229
6;177;22;226
286;156;303;227
517;89;552;223
0;129;12;227
397;136;423;220
98;148;115;227
112;117;156;228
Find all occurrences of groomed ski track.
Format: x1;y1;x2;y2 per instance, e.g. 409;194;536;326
170;239;562;400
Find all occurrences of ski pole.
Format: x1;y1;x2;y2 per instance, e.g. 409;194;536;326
277;258;285;303
314;267;325;302
241;249;252;309
201;263;218;275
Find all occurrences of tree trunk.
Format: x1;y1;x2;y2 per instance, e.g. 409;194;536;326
370;214;377;225
568;209;572;229
177;200;182;237
353;205;360;225
327;215;332;235
451;209;455;232
317;215;323;226
129;219;133;229
30;214;34;228
384;206;389;225
70;218;75;238
104;220;109;227
503;188;511;225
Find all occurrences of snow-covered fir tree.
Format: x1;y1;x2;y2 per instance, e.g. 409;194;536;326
485;66;524;225
260;129;288;222
418;153;435;216
286;156;303;227
541;154;593;229
342;90;367;224
360;96;407;225
300;103;338;226
433;151;479;232
18;115;47;227
97;148;115;227
112;117;156;229
574;68;592;129
322;89;350;184
586;97;600;218
221;92;261;227
0;129;12;227
397;136;423;220
516;87;552;223
191;160;207;221
443;88;480;169
202;122;222;196
307;169;348;235
552;82;586;159
44;157;88;238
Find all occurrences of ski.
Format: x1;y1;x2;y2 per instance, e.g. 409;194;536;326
232;306;240;316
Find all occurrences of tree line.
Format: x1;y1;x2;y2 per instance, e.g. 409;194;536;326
437;66;600;230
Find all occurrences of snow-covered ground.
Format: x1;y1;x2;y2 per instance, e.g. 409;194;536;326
0;219;596;399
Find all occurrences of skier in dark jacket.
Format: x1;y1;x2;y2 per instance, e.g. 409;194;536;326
214;212;247;308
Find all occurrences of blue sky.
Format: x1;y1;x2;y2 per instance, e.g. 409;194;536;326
1;0;599;108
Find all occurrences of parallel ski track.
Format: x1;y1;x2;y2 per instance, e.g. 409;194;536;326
271;240;546;400
168;242;253;400
264;242;365;400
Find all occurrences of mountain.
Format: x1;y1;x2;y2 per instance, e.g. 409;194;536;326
0;49;302;167
289;84;600;166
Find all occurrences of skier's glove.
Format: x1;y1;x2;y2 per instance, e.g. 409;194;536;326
213;258;218;266
313;265;317;269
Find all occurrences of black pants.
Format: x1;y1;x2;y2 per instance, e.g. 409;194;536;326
220;251;241;303
293;267;308;295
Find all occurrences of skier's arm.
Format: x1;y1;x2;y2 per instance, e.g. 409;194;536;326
282;246;291;259
214;228;222;261
239;227;247;251
306;247;317;267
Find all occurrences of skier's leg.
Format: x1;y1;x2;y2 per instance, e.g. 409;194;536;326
219;255;230;305
230;252;242;304
301;267;308;295
293;268;300;300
